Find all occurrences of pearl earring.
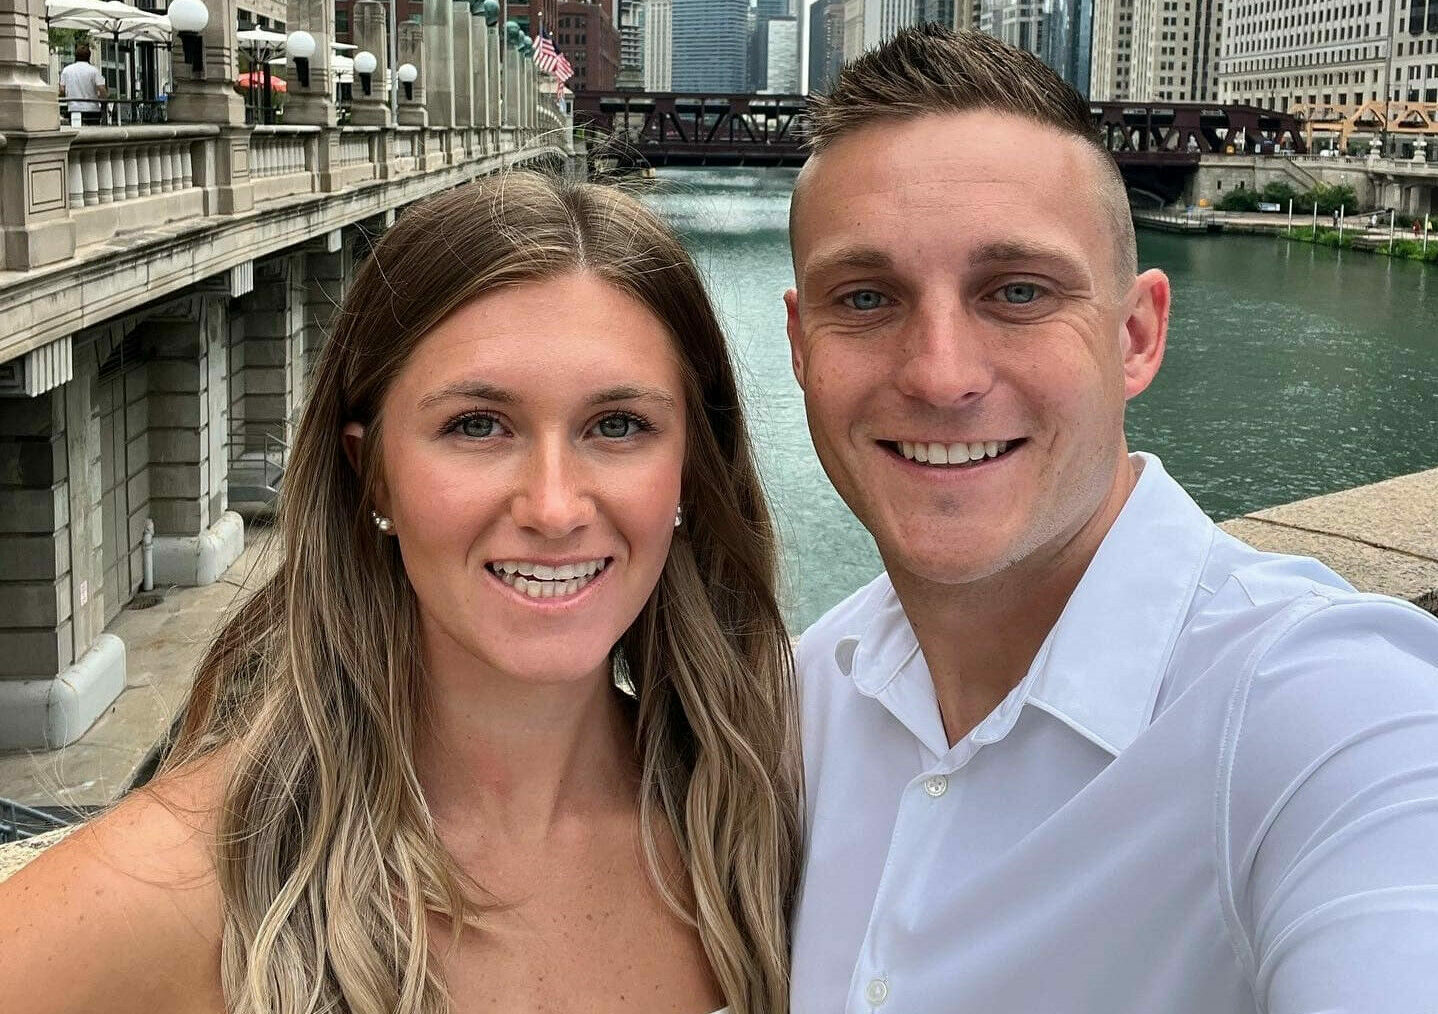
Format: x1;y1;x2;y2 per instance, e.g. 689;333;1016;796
674;505;683;528
370;509;394;534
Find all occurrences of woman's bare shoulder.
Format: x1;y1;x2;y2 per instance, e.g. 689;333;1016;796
0;754;232;1014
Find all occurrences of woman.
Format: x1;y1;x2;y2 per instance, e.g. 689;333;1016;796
0;173;802;1014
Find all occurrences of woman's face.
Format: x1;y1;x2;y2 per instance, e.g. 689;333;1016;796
362;272;688;688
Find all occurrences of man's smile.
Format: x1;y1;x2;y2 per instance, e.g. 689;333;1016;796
878;438;1025;468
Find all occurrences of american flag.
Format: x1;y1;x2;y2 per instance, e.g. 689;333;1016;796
533;27;573;84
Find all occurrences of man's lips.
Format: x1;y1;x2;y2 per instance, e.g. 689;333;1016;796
879;438;1025;468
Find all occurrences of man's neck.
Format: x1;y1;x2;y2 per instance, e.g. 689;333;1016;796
887;455;1141;747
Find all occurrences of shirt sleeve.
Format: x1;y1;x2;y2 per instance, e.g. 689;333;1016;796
1221;597;1438;1014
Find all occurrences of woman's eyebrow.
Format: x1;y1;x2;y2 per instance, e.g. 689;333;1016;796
586;386;677;408
417;380;517;410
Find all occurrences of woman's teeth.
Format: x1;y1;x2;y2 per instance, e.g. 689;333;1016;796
898;439;1010;466
488;558;608;599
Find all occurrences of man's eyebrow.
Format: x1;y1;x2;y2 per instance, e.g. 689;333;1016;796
969;239;1088;273
802;246;896;282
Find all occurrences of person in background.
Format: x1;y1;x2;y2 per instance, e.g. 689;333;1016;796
59;44;108;125
784;25;1438;1014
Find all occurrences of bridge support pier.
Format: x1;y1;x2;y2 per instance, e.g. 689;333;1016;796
141;296;243;587
0;343;123;749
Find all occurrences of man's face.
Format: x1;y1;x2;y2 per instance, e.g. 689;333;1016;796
786;110;1168;588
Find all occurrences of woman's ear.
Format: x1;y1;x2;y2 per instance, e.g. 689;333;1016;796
341;422;366;474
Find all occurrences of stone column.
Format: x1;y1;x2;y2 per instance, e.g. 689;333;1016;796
0;0;58;132
142;296;244;586
0;349;125;750
351;0;391;127
471;15;489;129
303;238;350;380
504;46;519;129
452;2;474;131
167;0;252;216
234;256;306;462
397;21;428;128
423;0;456;127
284;0;338;127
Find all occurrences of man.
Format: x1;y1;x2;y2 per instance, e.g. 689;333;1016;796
59;45;108;125
785;26;1438;1014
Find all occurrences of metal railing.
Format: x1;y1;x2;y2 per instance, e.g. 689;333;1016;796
0;797;75;844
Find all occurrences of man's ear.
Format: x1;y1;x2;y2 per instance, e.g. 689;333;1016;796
1120;268;1170;401
784;287;807;390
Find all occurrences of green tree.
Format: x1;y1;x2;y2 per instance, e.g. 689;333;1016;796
1217;188;1262;212
1260;180;1298;206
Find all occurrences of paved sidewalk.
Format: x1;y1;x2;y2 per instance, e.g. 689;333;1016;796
1221;466;1438;615
0;523;281;810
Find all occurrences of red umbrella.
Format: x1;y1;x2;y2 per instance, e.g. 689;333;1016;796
236;72;286;92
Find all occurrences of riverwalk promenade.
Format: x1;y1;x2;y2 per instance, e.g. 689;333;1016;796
2;465;1435;844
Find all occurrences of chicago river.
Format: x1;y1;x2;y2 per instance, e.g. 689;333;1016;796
645;167;1438;629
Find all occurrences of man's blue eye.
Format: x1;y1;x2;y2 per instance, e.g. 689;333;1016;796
845;290;886;311
457;415;497;438
1000;283;1040;304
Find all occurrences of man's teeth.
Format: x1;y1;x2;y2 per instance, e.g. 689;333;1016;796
490;558;608;598
898;440;1010;466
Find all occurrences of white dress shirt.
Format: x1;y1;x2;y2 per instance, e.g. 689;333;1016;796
792;453;1438;1014
59;60;105;112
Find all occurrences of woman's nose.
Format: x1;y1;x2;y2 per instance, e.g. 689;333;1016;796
509;438;596;538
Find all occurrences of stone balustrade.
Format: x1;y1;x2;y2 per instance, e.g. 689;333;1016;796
251;126;314;179
62;125;217;247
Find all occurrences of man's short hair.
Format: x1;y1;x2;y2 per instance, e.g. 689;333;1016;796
803;25;1138;286
75;44;91;62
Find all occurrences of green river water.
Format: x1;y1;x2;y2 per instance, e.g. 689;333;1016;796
643;167;1438;630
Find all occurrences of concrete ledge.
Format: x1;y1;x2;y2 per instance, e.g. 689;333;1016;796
1220;467;1438;615
152;510;245;586
0;633;126;750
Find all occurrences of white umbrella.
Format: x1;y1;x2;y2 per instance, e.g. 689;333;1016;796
237;27;287;49
45;0;171;41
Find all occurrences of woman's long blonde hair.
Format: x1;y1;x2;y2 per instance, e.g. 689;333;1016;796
164;172;802;1014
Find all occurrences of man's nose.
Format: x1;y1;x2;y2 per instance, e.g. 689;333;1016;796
510;437;595;538
893;304;996;408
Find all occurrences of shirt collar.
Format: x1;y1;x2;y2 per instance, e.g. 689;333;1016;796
833;453;1215;759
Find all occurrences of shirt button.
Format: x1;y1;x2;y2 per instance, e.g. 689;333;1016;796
865;977;890;1006
923;774;949;798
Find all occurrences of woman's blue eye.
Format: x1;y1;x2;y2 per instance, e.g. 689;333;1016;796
999;283;1040;304
457;415;498;438
595;414;642;439
844;290;887;311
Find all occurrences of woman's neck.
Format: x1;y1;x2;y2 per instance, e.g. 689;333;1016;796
413;624;638;841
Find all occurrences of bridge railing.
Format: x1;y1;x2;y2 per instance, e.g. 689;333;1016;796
0;112;570;277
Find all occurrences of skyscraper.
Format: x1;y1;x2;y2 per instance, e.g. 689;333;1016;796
673;0;749;91
979;0;1092;95
643;0;673;89
809;0;846;92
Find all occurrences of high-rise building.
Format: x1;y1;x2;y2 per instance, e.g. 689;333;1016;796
1393;0;1438;103
809;0;847;91
979;0;1093;94
753;14;800;89
919;0;956;28
1091;0;1218;102
643;0;674;89
673;0;749;90
1218;0;1392;112
618;0;646;87
555;0;622;90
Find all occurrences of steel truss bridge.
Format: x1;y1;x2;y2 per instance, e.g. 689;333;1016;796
573;94;1308;178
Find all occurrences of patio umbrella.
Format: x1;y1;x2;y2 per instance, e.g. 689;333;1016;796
236;72;286;92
